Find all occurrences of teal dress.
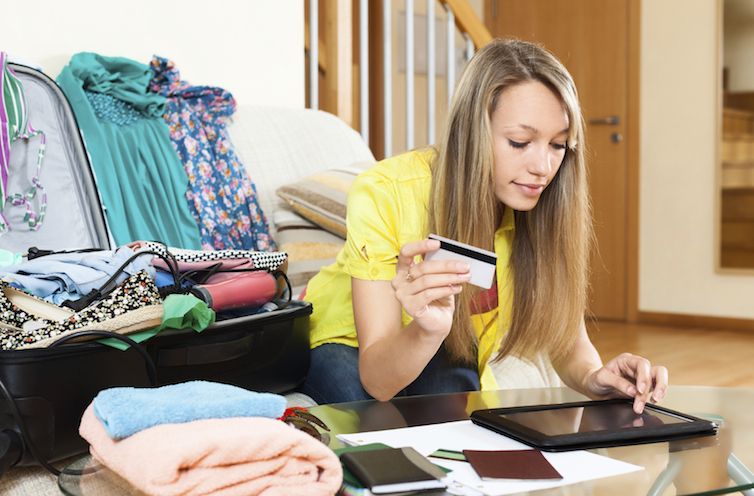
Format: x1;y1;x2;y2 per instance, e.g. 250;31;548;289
57;53;201;249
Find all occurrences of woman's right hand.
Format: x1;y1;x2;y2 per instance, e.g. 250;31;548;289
391;239;472;338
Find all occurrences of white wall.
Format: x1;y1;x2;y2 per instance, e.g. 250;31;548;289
2;0;304;107
640;0;754;318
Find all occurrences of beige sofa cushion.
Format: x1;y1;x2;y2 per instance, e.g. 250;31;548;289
276;163;372;238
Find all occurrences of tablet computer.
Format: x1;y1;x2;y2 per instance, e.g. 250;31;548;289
470;399;718;452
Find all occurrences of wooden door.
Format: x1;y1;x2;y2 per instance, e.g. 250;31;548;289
486;0;631;320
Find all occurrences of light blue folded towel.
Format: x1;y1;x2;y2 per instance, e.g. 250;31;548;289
92;380;287;440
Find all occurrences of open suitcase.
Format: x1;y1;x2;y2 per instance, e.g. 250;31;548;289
0;63;311;473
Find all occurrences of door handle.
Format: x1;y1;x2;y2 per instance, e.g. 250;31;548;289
588;116;620;126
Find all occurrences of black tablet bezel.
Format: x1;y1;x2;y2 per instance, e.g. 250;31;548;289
470;399;718;452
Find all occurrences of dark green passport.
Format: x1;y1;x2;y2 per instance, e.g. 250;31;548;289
339;447;446;494
334;443;392;487
335;443;450;489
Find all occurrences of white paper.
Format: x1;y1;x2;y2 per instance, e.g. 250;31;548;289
338;420;642;496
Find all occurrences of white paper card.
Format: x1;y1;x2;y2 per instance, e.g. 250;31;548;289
425;234;497;289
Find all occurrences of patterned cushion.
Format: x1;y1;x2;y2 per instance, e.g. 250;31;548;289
273;209;345;296
275;163;373;238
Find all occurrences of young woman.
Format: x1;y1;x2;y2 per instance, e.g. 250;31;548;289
300;39;668;412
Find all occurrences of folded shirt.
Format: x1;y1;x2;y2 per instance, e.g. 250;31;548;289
0;246;154;304
93;380;286;439
79;405;342;496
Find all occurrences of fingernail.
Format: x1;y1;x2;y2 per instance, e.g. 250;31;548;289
636;382;645;395
456;262;470;271
627;385;637;396
657;387;666;400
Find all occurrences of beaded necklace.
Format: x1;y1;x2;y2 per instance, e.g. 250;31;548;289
0;52;47;234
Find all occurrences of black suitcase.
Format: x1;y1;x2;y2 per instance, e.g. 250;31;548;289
0;62;312;474
0;301;311;471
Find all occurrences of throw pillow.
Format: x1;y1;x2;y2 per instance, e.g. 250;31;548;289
275;162;373;238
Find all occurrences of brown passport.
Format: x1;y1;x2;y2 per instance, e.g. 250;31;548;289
463;449;563;480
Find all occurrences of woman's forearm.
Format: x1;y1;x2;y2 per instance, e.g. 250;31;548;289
358;320;447;400
554;320;603;396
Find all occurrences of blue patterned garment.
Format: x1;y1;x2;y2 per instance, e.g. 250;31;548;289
149;56;275;251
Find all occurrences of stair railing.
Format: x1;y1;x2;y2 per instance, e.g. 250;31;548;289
305;0;491;159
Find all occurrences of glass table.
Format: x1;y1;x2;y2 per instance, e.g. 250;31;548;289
58;386;754;495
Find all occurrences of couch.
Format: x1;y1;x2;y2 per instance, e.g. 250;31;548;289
0;105;560;494
229;105;375;296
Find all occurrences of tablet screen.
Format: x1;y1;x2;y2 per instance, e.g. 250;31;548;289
499;403;690;436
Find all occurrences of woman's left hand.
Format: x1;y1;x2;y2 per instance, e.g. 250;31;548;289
583;353;669;414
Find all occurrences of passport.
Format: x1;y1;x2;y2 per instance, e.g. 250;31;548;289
463;449;563;480
333;443;392;488
339;447;446;494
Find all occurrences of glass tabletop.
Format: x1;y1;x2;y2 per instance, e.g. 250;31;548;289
58;455;147;496
310;386;754;496
58;386;754;496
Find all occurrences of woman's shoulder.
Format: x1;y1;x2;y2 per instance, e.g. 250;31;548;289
358;147;436;186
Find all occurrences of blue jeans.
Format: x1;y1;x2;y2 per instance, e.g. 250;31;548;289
299;343;480;404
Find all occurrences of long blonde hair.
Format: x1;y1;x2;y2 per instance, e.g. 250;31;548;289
428;39;592;365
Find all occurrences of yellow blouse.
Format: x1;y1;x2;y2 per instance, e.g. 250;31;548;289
304;149;515;390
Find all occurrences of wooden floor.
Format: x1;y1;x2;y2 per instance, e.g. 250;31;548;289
587;320;754;389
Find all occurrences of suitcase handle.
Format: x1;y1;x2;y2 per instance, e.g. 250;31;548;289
50;330;157;386
156;334;254;367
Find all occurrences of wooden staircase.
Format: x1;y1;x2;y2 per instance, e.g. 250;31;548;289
304;0;491;160
721;107;754;268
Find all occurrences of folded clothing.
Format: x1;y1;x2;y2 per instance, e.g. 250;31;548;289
97;293;215;351
93;380;286;439
0;246;154;304
152;257;253;279
140;241;288;272
80;405;342;496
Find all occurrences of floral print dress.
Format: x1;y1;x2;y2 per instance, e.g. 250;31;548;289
149;56;274;251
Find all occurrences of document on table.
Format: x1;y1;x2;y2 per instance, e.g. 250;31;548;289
338;420;642;496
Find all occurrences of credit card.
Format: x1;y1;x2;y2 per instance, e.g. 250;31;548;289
424;234;496;289
429;449;468;462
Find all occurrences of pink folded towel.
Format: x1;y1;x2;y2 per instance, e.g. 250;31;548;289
79;405;342;496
